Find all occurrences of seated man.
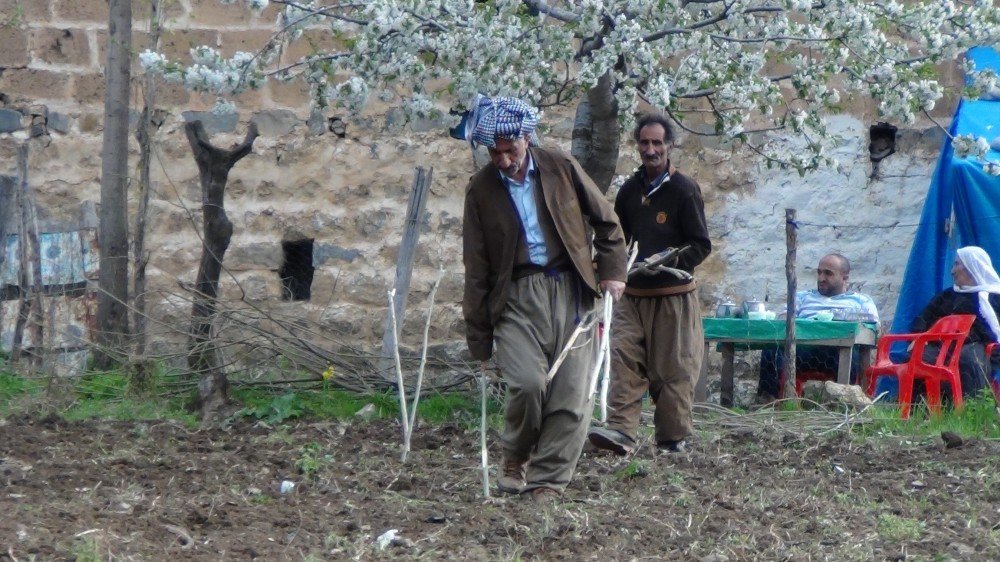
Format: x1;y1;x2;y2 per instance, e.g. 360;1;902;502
756;253;880;400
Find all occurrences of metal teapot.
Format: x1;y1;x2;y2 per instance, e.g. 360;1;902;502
742;299;766;317
715;301;738;318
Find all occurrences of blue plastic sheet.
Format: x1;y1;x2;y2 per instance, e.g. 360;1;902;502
890;47;1000;335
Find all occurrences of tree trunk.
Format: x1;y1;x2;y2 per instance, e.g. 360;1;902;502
185;120;259;420
95;0;132;369
571;73;621;194
132;0;162;360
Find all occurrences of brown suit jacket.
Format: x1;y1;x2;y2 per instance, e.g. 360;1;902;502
462;146;626;360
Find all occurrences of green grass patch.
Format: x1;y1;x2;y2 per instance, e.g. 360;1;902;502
876;513;923;542
0;371;44;406
614;460;649;480
231;385;503;427
859;390;1000;439
295;441;334;478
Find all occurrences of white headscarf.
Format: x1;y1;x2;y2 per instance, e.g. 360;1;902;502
954;246;1000;342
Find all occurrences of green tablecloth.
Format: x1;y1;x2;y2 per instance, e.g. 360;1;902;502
703;318;877;344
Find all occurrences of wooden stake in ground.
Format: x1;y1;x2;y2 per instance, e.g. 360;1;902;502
185;120;259;419
479;365;490;499
11;144;37;364
783;208;798;401
406;269;445;439
387;289;411;462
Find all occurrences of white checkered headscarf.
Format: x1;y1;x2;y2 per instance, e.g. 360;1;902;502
465;94;539;149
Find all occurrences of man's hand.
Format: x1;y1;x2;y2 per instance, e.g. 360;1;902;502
600;280;626;302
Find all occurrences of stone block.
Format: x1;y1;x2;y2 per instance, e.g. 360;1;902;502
226;242;284;270
71;73;105;105
181;110;239;135
78;112;101;132
0;68;69;101
29;27;92;67
152;81;191;107
267;78;312;109
47;111;70;133
210;86;268;112
314;243;361;265
409;115;449;134
218;29;271;58
251;109;299;136
317;303;374;339
95;29;150;70
227;272;278;302
353;208;394;238
156;28;218;63
53;0;107;22
307;107;325;135
896;127;946;155
0;108;23;133
0;0;51;22
0;27;29;67
188;0;254;27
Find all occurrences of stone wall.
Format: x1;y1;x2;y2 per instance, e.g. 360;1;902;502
0;0;960;363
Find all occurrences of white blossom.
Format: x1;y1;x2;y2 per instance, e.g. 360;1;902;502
138;50;167;73
212;98;237;116
953;134;991;160
142;0;1000;172
984;161;1000;176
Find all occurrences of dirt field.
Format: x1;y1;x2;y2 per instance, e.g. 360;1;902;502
2;412;998;561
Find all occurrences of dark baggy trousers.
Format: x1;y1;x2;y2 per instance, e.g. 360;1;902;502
493;271;596;492
606;291;703;444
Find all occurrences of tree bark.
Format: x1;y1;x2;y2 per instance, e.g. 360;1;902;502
132;0;162;360
571;73;621;194
185;120;259;420
95;0;132;369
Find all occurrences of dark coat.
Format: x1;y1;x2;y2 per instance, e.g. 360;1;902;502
462;146;627;360
614;165;711;291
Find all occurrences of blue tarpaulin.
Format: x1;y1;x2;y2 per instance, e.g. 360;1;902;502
890;47;1000;335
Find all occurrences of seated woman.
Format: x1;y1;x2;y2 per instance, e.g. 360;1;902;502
908;246;1000;397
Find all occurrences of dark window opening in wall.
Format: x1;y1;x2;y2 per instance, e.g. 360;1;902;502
279;239;315;301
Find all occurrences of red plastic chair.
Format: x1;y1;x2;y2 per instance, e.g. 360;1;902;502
864;314;976;419
985;343;1000;402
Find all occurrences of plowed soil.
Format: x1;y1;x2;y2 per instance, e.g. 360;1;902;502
2;413;998;560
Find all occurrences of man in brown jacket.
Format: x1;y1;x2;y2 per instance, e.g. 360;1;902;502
462;95;627;502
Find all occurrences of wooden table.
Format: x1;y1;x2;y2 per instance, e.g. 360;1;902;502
698;318;878;406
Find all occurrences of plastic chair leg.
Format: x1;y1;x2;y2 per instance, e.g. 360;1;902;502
951;378;964;413
897;374;914;420
925;380;942;416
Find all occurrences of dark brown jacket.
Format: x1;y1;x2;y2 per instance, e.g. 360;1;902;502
462;147;627;360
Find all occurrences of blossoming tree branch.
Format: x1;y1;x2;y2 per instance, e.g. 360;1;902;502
141;0;1000;178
